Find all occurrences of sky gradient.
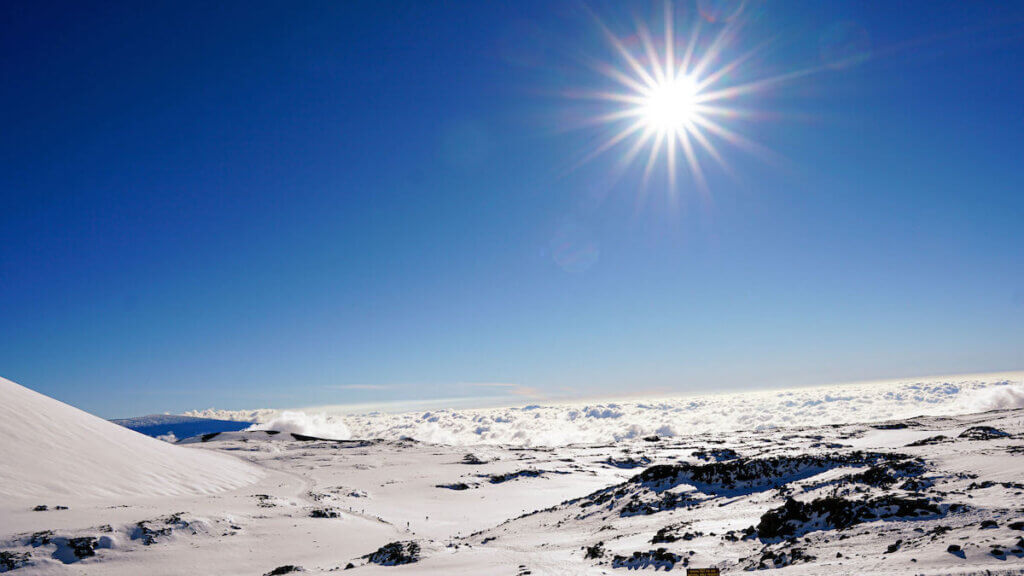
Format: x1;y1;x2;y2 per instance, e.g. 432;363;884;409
2;1;1023;418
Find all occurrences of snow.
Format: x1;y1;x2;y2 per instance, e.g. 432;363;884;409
2;374;1024;575
0;376;259;501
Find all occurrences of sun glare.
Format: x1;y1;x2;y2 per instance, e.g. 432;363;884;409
568;1;785;199
640;74;698;131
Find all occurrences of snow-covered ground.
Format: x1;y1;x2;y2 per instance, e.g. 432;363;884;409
2;373;1024;575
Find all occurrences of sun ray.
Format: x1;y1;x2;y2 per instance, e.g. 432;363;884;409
695;37;774;93
692;104;761;120
666;126;677;189
690;19;743;79
620;126;656;170
686;121;728;172
679;19;703;77
696;65;823;103
637;22;665;85
569;121;648;174
689;114;780;166
678;129;709;200
563;89;648;105
589;108;648;124
663;2;675;81
591;60;653;95
643;130;665;185
563;0;799;203
587;9;659;90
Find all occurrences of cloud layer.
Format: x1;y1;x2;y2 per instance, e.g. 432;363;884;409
188;372;1024;447
247;411;352;440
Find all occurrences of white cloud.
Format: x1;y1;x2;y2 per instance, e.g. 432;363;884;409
247;411;351;441
188;371;1024;447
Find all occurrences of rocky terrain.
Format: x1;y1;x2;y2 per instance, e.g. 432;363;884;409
2;375;1024;574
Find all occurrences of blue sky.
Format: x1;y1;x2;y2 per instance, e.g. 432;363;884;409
2;1;1023;418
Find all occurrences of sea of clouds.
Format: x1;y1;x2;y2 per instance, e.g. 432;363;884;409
185;372;1024;446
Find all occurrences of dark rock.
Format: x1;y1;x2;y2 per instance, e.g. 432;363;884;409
132;512;192;545
848;459;926;487
67;537;98;559
899;477;934;492
364;541;420;566
133;521;171;545
980;519;998;529
749;545;817;569
264;566;302;576
756;495;943;539
621;490;699;517
0;551;31;572
309;508;339;519
958;426;1010;440
691;448;739;462
584;541;605;559
605;456;652;469
611;548;681;570
31;505;47;512
947;544;961;553
651;524;703;543
487;469;545;484
906;435;948;447
637;452;905;495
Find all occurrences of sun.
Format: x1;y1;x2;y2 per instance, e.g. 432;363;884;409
640;74;699;132
567;1;782;198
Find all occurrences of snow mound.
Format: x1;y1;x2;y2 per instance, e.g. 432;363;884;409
0;376;260;501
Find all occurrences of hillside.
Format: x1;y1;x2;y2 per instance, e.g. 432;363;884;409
0;377;259;501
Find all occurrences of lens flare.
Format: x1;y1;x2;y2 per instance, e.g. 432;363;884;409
565;1;805;202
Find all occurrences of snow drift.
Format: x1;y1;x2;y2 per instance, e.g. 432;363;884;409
0;376;260;501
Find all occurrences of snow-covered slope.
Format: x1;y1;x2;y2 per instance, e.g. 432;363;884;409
0;377;259;501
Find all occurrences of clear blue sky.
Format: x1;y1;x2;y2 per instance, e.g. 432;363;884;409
2;1;1022;418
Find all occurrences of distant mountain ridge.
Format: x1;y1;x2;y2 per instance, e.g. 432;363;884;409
111;414;253;441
